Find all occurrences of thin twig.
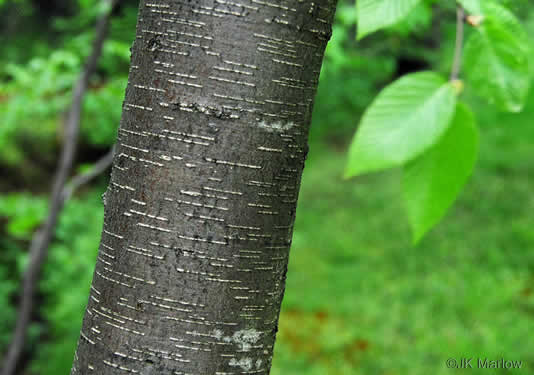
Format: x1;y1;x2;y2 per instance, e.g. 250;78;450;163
61;147;115;203
450;5;465;81
1;2;119;374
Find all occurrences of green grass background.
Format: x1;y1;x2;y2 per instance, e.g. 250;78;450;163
271;91;534;374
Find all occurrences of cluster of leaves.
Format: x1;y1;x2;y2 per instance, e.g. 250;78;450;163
0;2;136;373
0;194;48;352
0;191;105;375
0;0;136;168
311;0;458;142
0;238;19;350
35;192;105;375
345;0;533;243
311;3;395;140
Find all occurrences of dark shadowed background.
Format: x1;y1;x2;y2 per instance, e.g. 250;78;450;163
1;0;534;374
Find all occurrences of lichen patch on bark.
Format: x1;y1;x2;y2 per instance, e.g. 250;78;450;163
257;120;296;133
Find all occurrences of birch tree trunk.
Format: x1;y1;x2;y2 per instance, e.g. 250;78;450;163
71;0;337;373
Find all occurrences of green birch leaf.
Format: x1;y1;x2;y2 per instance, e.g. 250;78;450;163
457;0;482;15
357;0;423;39
403;103;479;244
345;72;457;177
463;2;532;112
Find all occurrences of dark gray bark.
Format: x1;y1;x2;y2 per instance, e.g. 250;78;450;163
71;0;337;373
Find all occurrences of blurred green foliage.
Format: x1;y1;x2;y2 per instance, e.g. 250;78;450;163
35;192;105;375
0;2;137;373
0;0;136;168
0;0;533;374
0;194;47;238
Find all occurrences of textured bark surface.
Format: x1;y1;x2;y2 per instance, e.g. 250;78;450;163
71;0;336;373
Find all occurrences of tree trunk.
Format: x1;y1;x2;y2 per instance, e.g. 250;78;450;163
71;0;336;373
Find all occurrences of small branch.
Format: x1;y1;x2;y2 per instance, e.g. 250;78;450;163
450;5;465;81
61;147;115;203
0;2;119;374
